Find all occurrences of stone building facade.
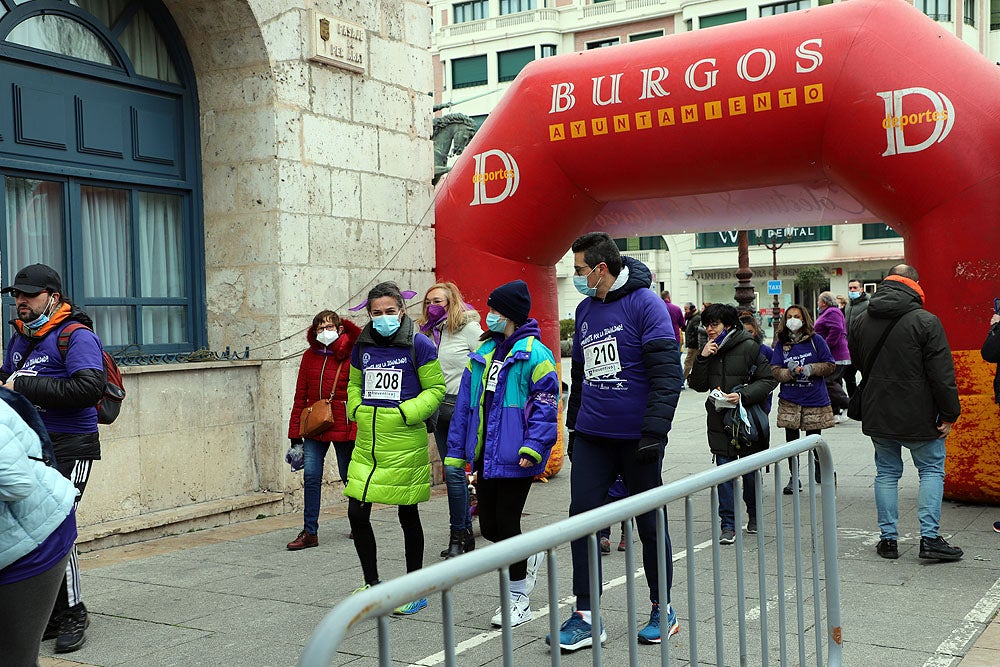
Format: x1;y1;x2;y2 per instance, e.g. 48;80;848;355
0;0;436;548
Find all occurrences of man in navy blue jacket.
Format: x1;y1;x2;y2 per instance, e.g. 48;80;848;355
547;233;683;652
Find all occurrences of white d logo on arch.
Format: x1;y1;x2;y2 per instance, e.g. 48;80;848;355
470;149;520;206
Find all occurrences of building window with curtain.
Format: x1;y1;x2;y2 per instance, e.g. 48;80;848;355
500;0;535;14
916;0;951;21
760;1;809;17
963;0;976;25
451;54;488;88
454;0;488;23
0;0;204;353
586;37;620;49
699;9;747;28
497;46;534;82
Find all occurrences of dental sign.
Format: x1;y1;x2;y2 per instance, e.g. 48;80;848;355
877;87;954;156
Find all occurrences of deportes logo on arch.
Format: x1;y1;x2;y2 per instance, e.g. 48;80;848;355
877;87;955;157
470;149;520;206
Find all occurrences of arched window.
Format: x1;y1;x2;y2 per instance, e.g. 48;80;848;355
0;0;204;352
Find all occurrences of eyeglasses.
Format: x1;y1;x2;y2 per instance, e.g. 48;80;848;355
316;323;339;332
573;264;593;277
10;290;43;299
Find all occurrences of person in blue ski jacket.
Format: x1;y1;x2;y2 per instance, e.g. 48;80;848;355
446;280;558;629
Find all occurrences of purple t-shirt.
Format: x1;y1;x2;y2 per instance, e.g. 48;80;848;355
0;511;76;585
770;335;834;407
1;323;104;433
351;334;438;408
573;288;674;439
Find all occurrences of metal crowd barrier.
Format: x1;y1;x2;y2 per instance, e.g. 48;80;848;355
299;434;842;667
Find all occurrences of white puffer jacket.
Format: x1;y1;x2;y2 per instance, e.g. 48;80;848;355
0;399;77;571
436;311;484;395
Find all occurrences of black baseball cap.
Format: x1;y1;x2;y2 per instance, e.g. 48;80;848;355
1;264;62;294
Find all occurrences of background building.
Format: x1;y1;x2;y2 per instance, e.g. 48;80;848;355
431;0;998;325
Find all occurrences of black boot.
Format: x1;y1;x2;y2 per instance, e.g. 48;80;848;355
444;528;475;558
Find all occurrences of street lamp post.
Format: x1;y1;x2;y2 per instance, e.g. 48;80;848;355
758;232;786;328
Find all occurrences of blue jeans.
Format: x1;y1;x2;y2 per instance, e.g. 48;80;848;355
872;437;946;540
434;414;471;532
303;439;354;535
715;454;757;531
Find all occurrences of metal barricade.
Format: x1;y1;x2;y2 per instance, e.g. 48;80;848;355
300;435;842;667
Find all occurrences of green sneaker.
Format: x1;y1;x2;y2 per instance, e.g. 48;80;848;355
393;598;428;615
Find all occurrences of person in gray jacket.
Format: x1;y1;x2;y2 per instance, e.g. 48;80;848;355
848;265;962;562
0;388;78;666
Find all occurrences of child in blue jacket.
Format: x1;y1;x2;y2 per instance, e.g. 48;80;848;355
445;280;558;629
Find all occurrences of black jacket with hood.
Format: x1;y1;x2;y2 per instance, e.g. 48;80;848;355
847;277;960;441
689;327;777;457
566;255;682;443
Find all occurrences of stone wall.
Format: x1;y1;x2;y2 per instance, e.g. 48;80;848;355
76;0;438;544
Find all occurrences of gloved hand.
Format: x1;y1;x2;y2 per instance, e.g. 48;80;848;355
636;435;665;465
567;430;575;461
800;364;813;379
285;442;304;472
786;358;800;372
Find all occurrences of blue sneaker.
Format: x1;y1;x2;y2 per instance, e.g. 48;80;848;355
545;611;606;651
638;603;680;644
393;598;428;615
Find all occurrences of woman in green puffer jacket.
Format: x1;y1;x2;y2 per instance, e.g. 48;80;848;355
345;282;445;615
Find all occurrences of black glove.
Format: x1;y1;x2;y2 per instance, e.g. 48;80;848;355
290;437;303;447
636;435;665;465
567;430;575;462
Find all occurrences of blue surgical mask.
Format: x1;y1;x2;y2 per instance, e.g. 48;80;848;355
485;312;507;333
848;291;861;300
573;265;598;297
23;296;54;331
372;314;401;337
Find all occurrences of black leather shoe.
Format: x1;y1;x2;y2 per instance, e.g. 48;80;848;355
42;613;62;641
55;603;89;653
919;536;963;561
876;538;899;559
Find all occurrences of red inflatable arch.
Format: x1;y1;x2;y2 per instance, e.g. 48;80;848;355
434;0;1000;502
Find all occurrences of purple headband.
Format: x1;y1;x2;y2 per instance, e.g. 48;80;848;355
349;290;418;312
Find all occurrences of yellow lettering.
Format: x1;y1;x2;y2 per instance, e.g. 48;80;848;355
779;88;797;108
681;104;699;123
592;117;608;135
635;111;652;130
804;83;823;104
704;100;722;120
570;120;587;138
613;114;631;132
658;108;675;126
728;96;746;116
753;92;772;112
549;124;565;141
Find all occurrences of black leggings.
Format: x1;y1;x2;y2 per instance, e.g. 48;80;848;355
348;498;423;586
786;428;822;474
476;474;533;581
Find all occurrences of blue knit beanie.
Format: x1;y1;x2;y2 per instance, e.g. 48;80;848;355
487;280;531;326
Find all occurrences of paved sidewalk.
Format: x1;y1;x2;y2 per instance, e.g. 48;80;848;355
40;386;1000;666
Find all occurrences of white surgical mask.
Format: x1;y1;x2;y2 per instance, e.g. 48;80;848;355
316;329;339;346
785;317;803;332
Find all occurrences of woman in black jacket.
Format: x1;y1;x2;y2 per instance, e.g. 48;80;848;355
689;304;777;545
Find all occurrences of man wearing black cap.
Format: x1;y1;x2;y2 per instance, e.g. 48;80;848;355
0;264;106;652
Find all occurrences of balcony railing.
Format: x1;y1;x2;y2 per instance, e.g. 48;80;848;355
440;8;559;39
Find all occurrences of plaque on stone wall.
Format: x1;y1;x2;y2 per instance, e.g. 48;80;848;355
309;10;366;74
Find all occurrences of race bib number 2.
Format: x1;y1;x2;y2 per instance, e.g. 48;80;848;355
583;338;622;379
364;368;403;401
485;360;502;392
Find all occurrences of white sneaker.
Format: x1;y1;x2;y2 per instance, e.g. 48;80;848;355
524;552;544;595
834;414;848;424
491;593;532;627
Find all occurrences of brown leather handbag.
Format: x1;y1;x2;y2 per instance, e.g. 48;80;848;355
298;361;344;438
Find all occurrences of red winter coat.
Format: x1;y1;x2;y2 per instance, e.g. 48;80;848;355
287;319;360;442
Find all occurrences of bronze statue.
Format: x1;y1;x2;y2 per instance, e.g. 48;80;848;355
432;113;478;185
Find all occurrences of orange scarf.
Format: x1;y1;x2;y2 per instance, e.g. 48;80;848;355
14;302;73;339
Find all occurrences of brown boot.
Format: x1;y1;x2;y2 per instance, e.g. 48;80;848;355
287;530;318;550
